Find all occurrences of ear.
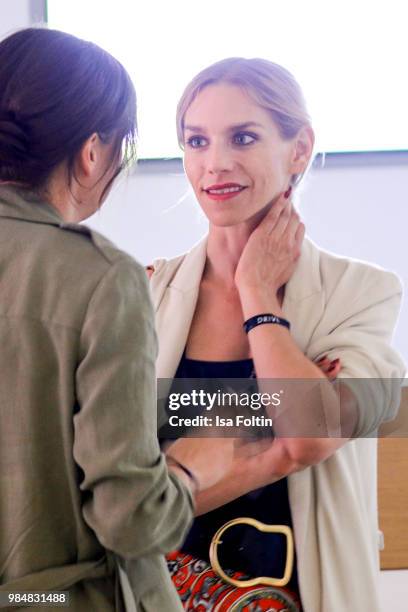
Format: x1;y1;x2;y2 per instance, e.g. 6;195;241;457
76;133;100;179
289;126;315;176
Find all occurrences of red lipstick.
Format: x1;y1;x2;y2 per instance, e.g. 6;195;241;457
203;183;246;201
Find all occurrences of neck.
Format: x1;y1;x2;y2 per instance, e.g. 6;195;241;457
42;167;82;223
205;206;268;287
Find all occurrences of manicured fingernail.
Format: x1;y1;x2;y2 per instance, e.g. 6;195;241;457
284;186;292;199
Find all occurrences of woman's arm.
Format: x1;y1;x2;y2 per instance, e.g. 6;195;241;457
233;194;355;466
75;258;196;558
234;193;404;467
194;359;342;515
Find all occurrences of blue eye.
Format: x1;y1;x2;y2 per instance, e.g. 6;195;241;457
186;135;208;148
233;132;257;145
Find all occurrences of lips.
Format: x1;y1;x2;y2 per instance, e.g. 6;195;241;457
203;183;247;201
204;183;246;194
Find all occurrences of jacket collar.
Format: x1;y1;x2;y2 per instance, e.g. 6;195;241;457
0;184;64;226
155;234;324;378
0;184;97;239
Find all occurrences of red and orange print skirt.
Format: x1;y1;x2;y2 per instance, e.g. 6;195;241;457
167;551;302;611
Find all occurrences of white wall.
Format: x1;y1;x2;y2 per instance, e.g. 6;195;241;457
87;156;408;364
0;0;32;36
1;1;407;366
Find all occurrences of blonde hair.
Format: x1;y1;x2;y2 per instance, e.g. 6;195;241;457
176;57;311;147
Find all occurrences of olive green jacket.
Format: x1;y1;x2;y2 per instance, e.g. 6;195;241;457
0;186;192;611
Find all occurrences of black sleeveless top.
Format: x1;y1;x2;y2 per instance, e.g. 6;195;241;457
165;354;298;589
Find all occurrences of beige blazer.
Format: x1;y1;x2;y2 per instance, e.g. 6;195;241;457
150;236;405;612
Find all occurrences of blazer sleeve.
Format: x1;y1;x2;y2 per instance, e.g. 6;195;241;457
306;262;406;436
74;256;193;559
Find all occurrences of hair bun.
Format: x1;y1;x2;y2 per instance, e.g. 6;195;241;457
0;110;29;159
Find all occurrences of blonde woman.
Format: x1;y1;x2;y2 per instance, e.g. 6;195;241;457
149;58;405;612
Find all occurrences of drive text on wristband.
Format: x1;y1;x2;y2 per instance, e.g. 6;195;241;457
243;313;291;334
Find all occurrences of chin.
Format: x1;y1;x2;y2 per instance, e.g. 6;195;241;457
205;211;254;228
204;200;264;225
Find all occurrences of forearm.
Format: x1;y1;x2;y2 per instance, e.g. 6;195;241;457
240;290;357;452
195;477;252;516
195;439;298;515
195;470;271;517
76;261;196;559
241;290;327;379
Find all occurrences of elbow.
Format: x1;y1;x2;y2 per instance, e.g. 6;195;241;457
96;524;142;559
282;438;326;467
93;503;193;559
83;482;194;559
264;438;313;477
86;509;151;558
278;436;348;468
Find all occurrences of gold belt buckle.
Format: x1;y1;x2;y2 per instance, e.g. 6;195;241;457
209;517;294;588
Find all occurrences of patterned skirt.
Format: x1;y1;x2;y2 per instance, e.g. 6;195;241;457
167;551;302;612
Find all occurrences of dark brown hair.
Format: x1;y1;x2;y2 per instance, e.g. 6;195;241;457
0;28;137;190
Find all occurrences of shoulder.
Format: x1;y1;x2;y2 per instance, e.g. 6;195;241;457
144;254;187;312
146;253;186;282
306;238;402;299
60;222;134;267
55;222;145;280
302;241;405;399
146;236;208;287
49;224;148;310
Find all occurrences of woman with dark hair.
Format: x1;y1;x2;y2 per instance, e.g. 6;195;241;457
0;28;236;612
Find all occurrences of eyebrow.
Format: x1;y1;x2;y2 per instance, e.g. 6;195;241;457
184;121;264;133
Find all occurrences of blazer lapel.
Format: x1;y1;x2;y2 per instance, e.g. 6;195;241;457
282;238;323;352
153;236;324;377
154;238;207;379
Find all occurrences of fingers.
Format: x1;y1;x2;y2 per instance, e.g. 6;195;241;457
270;200;293;238
285;207;301;240
294;221;305;259
235;189;305;292
327;359;341;380
145;265;154;279
266;193;304;259
265;192;291;234
316;356;331;372
316;357;341;381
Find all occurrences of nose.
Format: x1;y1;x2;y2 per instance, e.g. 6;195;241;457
204;142;234;175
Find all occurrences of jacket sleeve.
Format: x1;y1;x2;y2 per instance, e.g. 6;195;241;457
74;256;193;559
306;263;406;436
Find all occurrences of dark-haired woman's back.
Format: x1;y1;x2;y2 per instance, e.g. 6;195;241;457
0;27;239;611
0;184;194;611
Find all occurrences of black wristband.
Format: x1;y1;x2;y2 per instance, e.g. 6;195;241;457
243;313;291;334
166;456;200;493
